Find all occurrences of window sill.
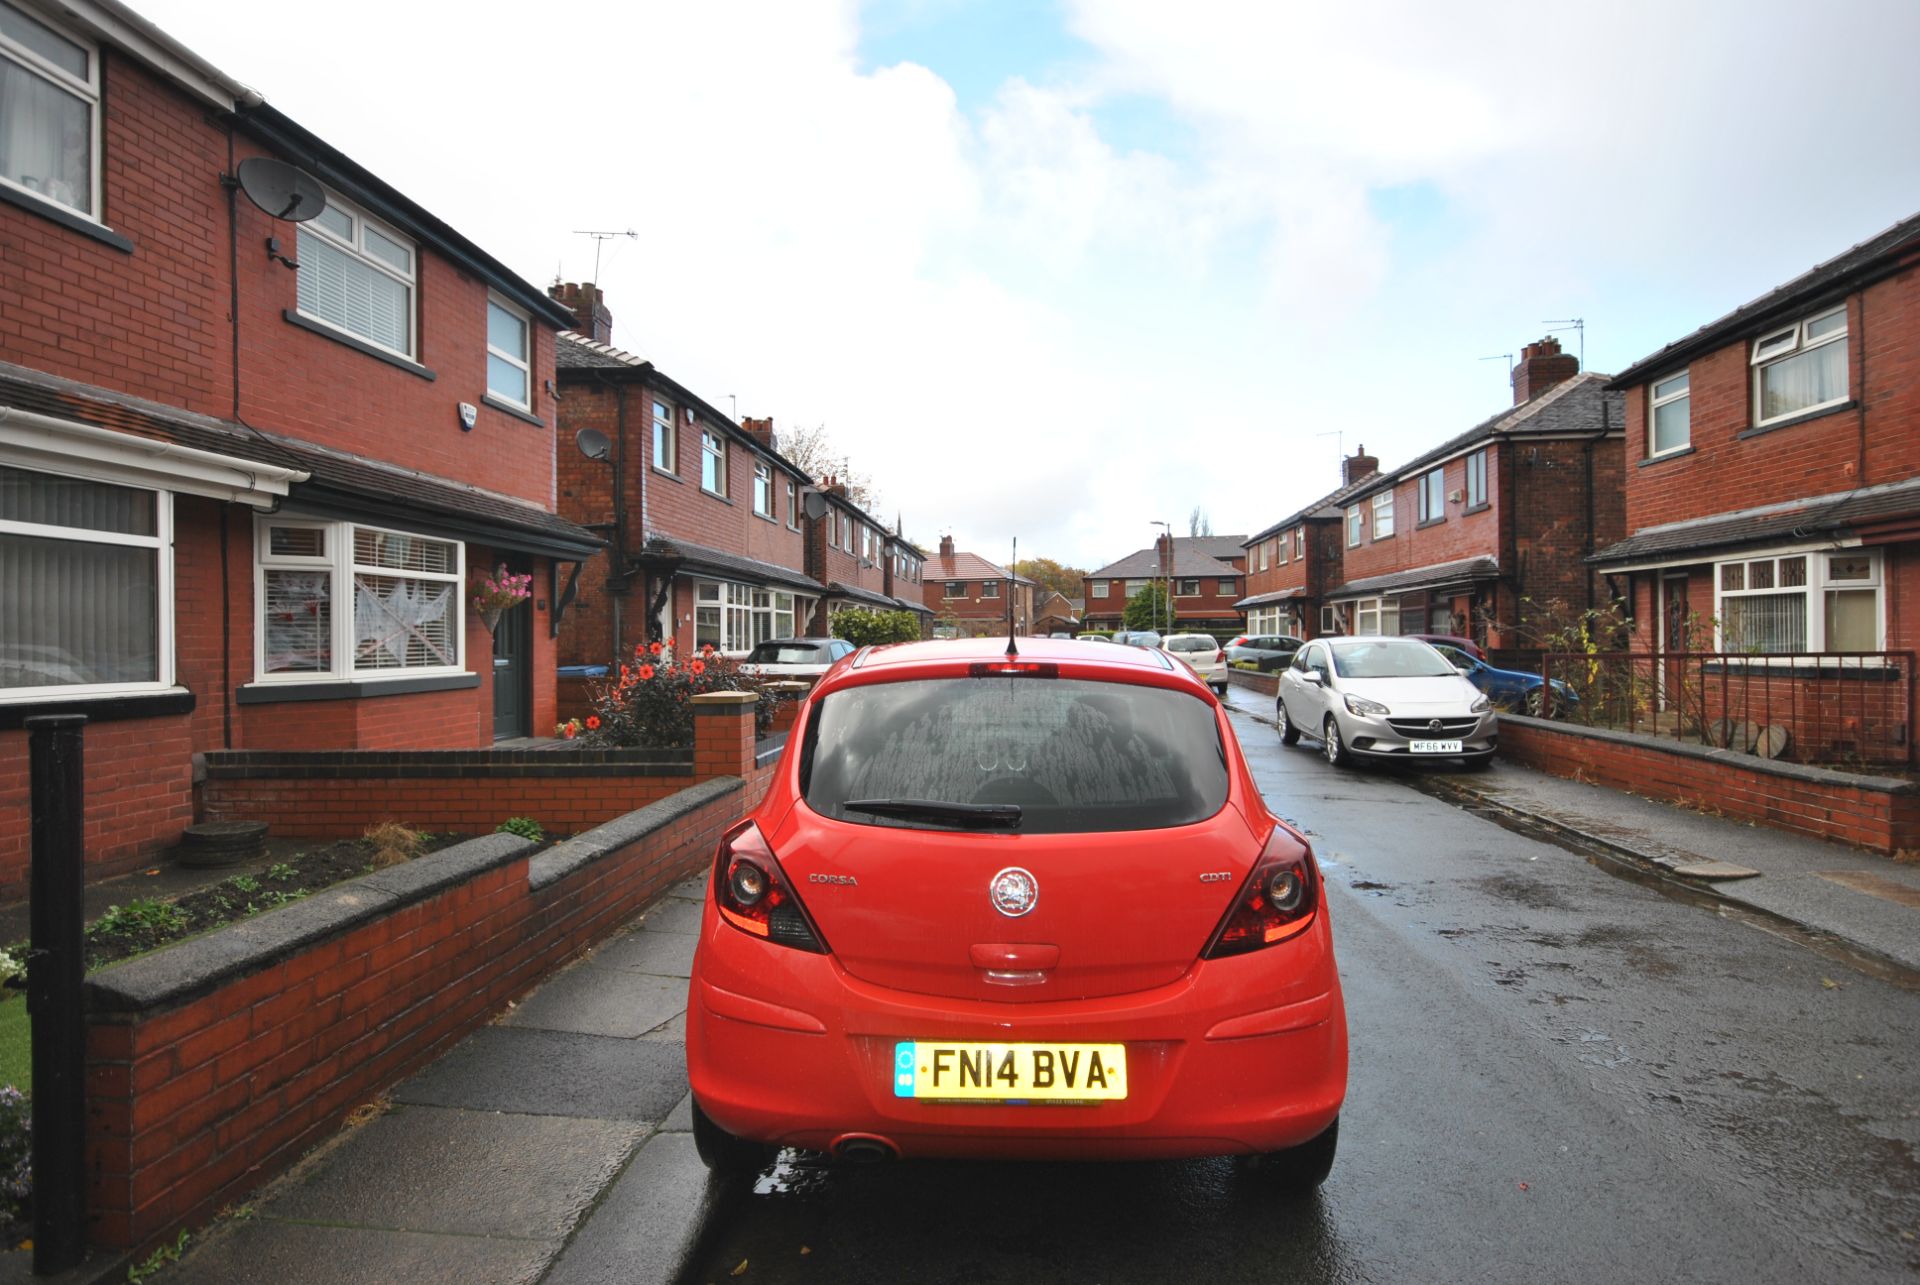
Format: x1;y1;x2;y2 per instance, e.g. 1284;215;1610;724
1416;517;1446;530
1639;446;1696;468
236;672;480;704
482;394;546;428
1370;533;1397;543
753;510;779;524
1462;502;1491;515
0;687;194;730
652;466;682;484
702;490;734;505
0;183;133;253
283;310;437;381
1738;400;1859;441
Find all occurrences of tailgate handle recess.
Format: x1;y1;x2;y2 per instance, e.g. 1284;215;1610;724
970;942;1059;985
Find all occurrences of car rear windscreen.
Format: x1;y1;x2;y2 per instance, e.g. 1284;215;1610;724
802;677;1228;833
1165;637;1214;653
748;643;823;664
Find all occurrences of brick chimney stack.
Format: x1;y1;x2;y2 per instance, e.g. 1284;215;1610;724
1343;444;1379;486
742;416;775;449
939;533;955;559
1511;336;1579;404
548;282;613;344
1156;531;1175;570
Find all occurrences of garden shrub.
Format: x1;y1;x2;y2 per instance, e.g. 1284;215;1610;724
829;607;922;647
573;644;774;747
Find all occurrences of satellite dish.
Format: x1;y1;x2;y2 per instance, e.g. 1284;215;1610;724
236;157;327;222
575;428;611;461
802;491;830;521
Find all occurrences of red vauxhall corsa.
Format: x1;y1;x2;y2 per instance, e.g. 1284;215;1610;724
685;637;1348;1188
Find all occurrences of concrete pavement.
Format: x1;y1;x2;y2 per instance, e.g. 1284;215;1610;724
150;689;1920;1283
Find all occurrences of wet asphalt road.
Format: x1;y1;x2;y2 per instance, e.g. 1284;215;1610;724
678;703;1920;1285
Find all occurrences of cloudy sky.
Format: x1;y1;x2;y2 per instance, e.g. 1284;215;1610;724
139;0;1920;570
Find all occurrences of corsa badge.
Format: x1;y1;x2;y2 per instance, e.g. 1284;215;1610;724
989;866;1038;918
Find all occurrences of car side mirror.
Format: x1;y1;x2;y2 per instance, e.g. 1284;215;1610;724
1452;659;1473;672
1301;670;1324;685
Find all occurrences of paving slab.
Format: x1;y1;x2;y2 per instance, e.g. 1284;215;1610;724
633;895;704;936
268;1104;643;1240
393;1026;688;1121
502;966;688;1037
542;1132;723;1285
669;874;709;901
177;1219;554;1285
641;1010;688;1044
591;925;698;977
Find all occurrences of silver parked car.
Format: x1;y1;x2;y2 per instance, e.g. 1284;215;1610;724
1275;636;1495;769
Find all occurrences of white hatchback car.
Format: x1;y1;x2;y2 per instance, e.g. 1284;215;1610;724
1161;633;1228;695
1276;636;1495;768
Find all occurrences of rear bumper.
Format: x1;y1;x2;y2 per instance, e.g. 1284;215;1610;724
686;898;1348;1160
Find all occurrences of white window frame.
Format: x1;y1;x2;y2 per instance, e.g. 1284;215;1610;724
785;479;798;530
1320;605;1343;635
1275;536;1286;566
1295;527;1305;559
1465;449;1488;508
253;516;465;683
1;466;173;700
1351;595;1400;636
1418;468;1445;523
701;430;727;496
1346;507;1362;547
296;189;417;360
652;400;676;473
1649;371;1690;457
1175;578;1200;597
753;461;773;518
1751;305;1849;428
1091;581;1109;599
1371;490;1395;540
1712;545;1883;655
484;293;532;411
0;1;101;219
1257;542;1269;572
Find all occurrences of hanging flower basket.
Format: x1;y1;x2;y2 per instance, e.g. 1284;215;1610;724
471;564;532;633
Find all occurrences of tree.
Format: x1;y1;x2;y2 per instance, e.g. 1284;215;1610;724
1188;507;1213;537
1013;557;1088;598
776;423;877;510
1124;583;1170;632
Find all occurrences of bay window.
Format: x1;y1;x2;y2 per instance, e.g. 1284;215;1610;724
2;465;169;696
1753;306;1848;426
256;518;463;680
0;1;96;216
1716;549;1880;653
695;580;799;652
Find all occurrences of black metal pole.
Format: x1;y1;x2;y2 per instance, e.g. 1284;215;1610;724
27;714;87;1275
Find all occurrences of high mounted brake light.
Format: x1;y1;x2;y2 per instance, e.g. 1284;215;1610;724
1202;826;1319;958
967;661;1059;677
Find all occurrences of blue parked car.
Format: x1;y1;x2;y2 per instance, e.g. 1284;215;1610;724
1429;643;1578;717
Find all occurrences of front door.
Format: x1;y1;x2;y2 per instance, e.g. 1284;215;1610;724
492;560;532;740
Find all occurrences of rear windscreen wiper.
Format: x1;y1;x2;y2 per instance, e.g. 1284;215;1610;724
842;798;1024;829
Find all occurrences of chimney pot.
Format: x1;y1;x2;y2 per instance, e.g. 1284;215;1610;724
1511;334;1578;404
548;282;613;344
1342;445;1379;486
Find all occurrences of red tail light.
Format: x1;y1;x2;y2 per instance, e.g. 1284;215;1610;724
712;819;827;953
1215;648;1226;663
1202;826;1318;958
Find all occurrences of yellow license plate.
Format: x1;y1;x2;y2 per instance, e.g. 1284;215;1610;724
892;1041;1128;1101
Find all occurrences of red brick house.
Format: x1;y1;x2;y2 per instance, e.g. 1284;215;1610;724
1237;451;1380;639
1592;211;1920;763
883;531;934;635
550;305;824;660
807;481;926;631
1322;340;1624;652
1081;535;1247;635
926;536;1036;636
0;2;598;894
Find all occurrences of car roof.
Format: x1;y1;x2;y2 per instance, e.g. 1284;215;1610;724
754;637;837;646
816;635;1203;697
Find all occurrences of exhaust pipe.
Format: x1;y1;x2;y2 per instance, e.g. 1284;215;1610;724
831;1134;899;1164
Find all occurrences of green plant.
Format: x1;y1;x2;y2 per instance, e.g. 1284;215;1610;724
127;1229;189;1283
1123;583;1170;632
0;948;24;990
227;874;260;895
496;817;544;842
254;890;305;910
828;607;922;647
0;1083;28;1220
88;898;187;941
265;863;298;882
582;644;774;747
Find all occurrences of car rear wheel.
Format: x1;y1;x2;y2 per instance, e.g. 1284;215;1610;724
691;1099;774;1176
1240;1117;1338;1193
1523;688;1545;717
1322;716;1351;768
1276;698;1300;745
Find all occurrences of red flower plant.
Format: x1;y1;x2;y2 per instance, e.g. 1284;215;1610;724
649;641;664;656
688;659;706;676
638;663;656;681
562;723;577;739
585;715;601;730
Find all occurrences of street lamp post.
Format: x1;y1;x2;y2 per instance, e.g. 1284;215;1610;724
1150;519;1173;636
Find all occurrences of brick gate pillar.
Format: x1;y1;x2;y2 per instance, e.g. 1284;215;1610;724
690;692;757;778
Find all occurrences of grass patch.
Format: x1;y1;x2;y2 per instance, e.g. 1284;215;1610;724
0;999;25;1095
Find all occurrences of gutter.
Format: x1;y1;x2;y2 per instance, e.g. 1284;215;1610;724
82;0;260;108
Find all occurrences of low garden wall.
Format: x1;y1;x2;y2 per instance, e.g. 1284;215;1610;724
1498;715;1920;856
1226;669;1280;698
82;692;779;1256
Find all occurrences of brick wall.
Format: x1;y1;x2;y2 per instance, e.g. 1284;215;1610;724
1498;716;1919;855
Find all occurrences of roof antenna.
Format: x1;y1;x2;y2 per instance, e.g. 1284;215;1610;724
1006;535;1019;656
1543;317;1586;370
